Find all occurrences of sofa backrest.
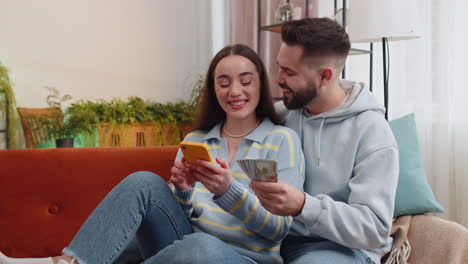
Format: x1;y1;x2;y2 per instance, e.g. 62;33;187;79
0;146;178;258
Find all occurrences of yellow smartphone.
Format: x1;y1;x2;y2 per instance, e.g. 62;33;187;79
179;141;214;164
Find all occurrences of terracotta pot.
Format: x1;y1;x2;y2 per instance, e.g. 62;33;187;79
96;122;163;147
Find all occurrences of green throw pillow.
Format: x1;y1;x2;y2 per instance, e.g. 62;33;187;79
389;113;444;217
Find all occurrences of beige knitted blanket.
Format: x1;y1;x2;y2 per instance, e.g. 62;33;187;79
383;214;468;264
407;214;468;264
383;215;412;264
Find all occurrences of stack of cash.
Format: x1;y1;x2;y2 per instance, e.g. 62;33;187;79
236;159;278;182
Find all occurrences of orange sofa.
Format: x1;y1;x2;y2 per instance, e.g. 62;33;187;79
1;146;467;264
0;146;178;258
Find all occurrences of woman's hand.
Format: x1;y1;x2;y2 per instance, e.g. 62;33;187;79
192;157;233;196
170;157;196;191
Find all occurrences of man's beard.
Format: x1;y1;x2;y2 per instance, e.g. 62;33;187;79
281;83;317;110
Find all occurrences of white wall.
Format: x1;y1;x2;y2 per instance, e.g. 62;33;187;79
0;0;219;108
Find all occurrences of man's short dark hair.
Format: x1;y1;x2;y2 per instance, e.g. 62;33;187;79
281;17;351;60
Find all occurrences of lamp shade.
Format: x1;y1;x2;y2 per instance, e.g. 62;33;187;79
348;0;421;43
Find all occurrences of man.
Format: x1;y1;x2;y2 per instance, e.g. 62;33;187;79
250;17;399;264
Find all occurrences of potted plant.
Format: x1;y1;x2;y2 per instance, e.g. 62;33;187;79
168;100;197;139
37;87;95;148
53;74;204;148
0;62;19;149
95;97;159;147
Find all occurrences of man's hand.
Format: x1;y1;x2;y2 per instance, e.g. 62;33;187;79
250;181;305;216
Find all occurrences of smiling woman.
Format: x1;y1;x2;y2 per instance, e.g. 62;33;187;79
214;55;261;126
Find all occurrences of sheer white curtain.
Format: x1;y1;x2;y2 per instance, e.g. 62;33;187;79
426;0;468;227
388;0;468;227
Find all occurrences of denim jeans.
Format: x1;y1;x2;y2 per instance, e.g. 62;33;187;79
280;236;373;264
63;171;251;264
144;232;254;264
64;171;191;263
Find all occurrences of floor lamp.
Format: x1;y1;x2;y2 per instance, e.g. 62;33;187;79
348;0;420;120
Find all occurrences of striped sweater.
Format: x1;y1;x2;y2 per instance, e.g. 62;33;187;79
175;118;304;264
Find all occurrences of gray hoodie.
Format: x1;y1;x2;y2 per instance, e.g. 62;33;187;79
275;80;399;263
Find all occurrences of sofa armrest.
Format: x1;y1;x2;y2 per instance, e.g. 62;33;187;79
0;146;178;258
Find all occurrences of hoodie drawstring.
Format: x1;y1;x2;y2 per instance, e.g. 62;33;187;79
316;118;325;166
300;112;325;167
299;114;304;150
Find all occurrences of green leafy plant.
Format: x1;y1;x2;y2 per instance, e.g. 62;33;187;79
0;62;19;149
70;98;197;125
38;74;205;147
37;87;95;142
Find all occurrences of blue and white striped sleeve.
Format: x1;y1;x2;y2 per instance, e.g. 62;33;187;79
215;128;305;242
174;188;195;217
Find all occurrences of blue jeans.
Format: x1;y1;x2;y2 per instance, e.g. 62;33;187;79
63;171;250;264
280;236;373;264
145;232;253;264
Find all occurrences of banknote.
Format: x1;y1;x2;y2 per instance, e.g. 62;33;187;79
236;159;277;182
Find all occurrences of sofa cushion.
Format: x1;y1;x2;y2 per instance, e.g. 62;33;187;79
389;113;444;217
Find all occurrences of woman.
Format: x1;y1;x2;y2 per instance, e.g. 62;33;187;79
1;44;304;264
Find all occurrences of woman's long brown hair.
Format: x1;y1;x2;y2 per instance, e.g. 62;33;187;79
194;44;281;131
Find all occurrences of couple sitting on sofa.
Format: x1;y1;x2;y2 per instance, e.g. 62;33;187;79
0;18;398;264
